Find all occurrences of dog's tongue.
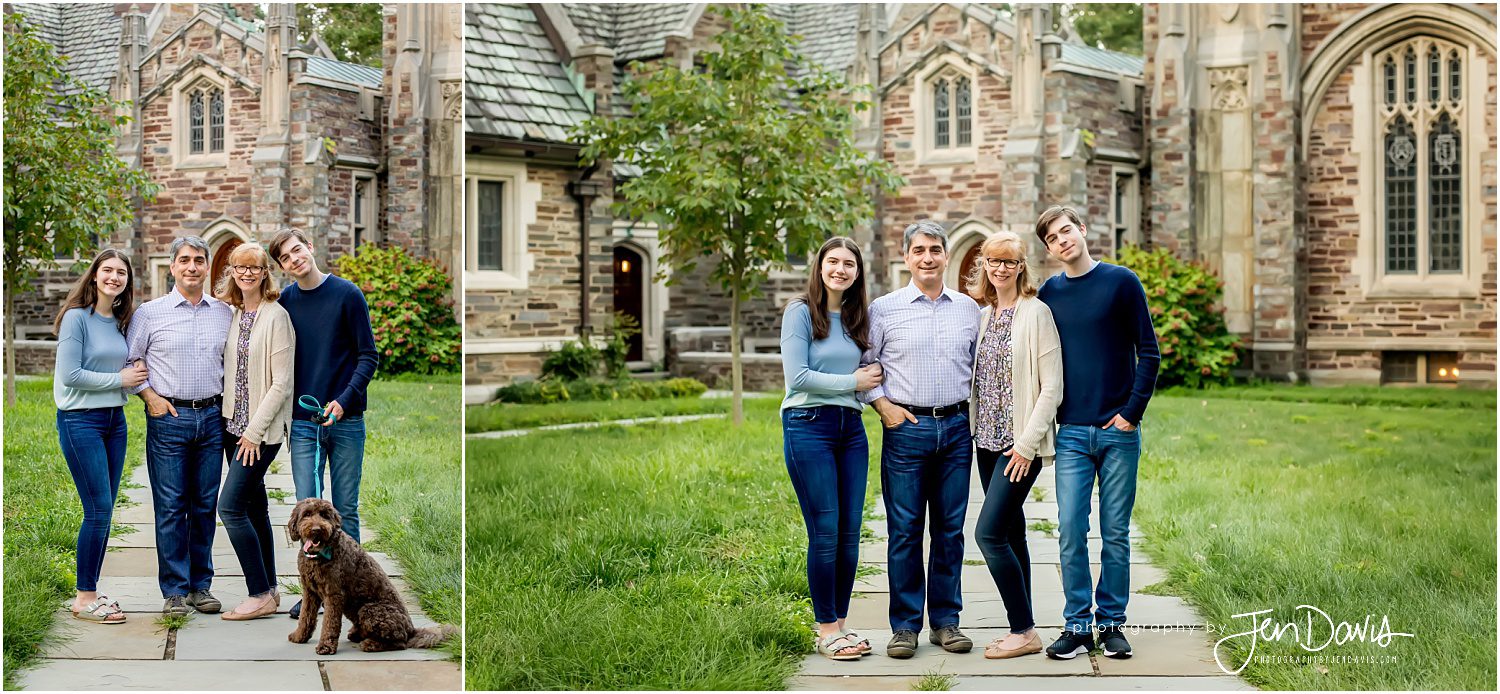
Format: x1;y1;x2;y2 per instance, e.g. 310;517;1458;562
302;539;315;553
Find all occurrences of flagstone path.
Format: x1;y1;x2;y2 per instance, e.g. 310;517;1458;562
15;450;461;691
789;462;1254;691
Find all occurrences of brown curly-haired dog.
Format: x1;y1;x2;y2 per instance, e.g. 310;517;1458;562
286;498;457;654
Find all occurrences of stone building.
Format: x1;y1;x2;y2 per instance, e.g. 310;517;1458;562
7;2;462;373
465;2;1496;397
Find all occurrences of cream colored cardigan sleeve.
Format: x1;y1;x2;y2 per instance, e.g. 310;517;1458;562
243;306;296;445
1012;300;1064;462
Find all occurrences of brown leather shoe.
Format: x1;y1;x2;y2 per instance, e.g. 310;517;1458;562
984;631;1044;659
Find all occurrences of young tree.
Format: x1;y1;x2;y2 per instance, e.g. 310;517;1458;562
577;4;903;426
3;13;158;405
297;3;383;67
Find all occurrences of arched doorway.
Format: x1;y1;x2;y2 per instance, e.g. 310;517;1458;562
210;237;244;296
613;245;645;361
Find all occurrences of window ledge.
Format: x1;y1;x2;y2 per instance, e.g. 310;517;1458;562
467;270;528;291
1364;277;1480;300
919;148;978;166
175;156;229;171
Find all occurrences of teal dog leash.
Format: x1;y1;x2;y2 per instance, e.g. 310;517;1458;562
296;395;338;499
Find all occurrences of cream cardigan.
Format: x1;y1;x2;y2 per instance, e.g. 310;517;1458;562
968;296;1064;465
221;298;296;445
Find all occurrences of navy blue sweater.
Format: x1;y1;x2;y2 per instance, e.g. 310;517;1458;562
280;275;380;419
1037;261;1160;426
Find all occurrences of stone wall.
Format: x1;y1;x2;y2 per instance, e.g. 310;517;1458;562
287;77;380;262
1041;68;1144;255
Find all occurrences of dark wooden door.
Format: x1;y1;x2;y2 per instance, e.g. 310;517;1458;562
613;246;644;362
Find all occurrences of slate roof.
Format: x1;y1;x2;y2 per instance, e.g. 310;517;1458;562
1057;42;1144;77
566;4;697;63
777;3;861;76
9;3;121;96
305;56;382;90
465;3;594;142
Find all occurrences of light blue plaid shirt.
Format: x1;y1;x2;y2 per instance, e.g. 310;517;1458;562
860;282;981;408
126;287;233;400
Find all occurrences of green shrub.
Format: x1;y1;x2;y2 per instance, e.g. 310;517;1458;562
496;377;707;404
335;244;461;375
541;340;600;381
1112;245;1241;388
600;312;642;380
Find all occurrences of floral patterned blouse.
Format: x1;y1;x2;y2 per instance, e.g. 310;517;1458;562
973;305;1016;452
227;310;257;437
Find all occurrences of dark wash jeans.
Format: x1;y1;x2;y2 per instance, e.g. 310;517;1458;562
975;445;1042;634
57;407;128;592
880;412;972;632
219;426;283;597
145;404;224;598
782;405;869;625
1054;423;1141;631
288;416;366;541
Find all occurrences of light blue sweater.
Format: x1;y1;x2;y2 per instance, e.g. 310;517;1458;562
53;307;129;410
780;301;862;412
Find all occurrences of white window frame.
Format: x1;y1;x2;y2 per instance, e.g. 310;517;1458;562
1111;165;1141;253
914;54;980;165
350;171;378;252
1354;35;1485;299
465;158;534;291
172;68;231;169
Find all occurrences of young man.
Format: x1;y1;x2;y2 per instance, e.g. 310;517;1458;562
860;221;981;658
126;236;234;616
267;227;379;619
1034;206;1159;660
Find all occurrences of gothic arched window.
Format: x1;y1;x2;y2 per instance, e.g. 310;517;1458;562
933;78;950;148
931;73;973;151
186;85;225;155
1377;37;1467;276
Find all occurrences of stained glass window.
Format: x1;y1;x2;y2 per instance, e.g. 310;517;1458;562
189;91;204;154
934;79;950;148
1384;117;1417;274
955;78;971;147
209;89;224;152
1428;114;1462;273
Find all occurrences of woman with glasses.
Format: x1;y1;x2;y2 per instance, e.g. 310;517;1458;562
215;243;296;620
964;231;1063;659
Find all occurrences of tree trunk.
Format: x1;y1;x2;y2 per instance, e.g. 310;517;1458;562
6;291;17;406
730;284;744;426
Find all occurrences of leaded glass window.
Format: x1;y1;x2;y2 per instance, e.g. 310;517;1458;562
955;78;971;147
209;89;224;152
477;181;504;271
933;79;950;148
189;91;204;154
1376;37;1468;278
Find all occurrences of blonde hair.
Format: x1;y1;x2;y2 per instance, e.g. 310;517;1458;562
965;231;1037;307
216;243;281;309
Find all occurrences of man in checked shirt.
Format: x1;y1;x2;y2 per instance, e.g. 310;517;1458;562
859;221;981;658
126;236;234;617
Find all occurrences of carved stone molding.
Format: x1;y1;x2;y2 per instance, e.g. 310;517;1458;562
1209;66;1249;110
441;80;463;121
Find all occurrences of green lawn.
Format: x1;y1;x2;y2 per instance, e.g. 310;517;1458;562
1136;388;1496;690
466;396;729;433
2;378;146;688
359;378;464;659
465;397;884;689
1;377;463;684
467;385;1496;690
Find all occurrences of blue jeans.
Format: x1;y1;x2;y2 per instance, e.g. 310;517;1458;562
219;427;282;596
1054;424;1141;632
880;412;972;632
144;404;224;598
783;405;868;625
57;407;128;592
288;416;365;541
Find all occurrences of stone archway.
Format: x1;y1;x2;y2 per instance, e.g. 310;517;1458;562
203;220;251;297
945;220;997;291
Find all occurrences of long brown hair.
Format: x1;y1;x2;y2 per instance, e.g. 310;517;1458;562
53;248;136;335
215;243;281;309
965;231;1037;308
793;236;871;351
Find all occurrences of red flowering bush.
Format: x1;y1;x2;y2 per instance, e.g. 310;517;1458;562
336;244;461;375
1112;245;1240;388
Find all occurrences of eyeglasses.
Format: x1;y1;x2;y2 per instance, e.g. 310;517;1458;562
230;264;268;276
984;258;1022;269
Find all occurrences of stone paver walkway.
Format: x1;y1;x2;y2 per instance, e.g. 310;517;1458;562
16;450;461;691
789;461;1253;691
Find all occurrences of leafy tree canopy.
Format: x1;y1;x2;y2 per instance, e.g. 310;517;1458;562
297;3;383;67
